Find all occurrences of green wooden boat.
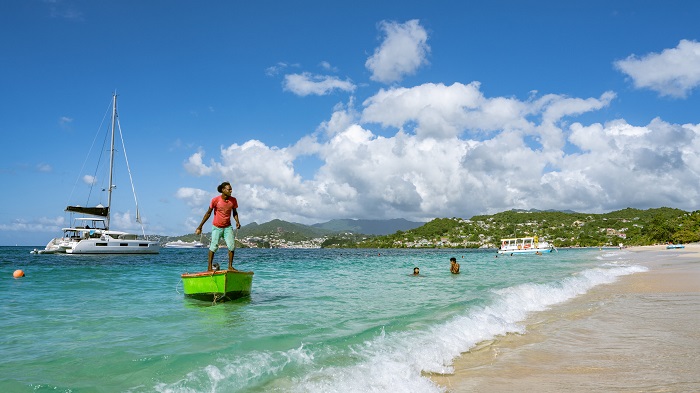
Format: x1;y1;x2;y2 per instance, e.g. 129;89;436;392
181;269;254;302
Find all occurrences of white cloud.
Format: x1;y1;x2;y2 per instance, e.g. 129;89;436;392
183;80;700;224
0;216;65;233
283;72;356;96
82;175;96;185
184;150;214;176
366;19;430;84
319;61;338;72
615;39;700;98
59;116;73;130
318;99;360;137
110;211;140;232
361;83;615;144
175;187;212;208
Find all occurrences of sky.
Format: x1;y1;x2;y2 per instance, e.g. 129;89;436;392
1;0;700;246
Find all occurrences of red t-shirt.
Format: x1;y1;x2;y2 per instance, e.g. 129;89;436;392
210;195;238;228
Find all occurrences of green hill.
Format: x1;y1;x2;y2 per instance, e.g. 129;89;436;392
156;207;700;248
359;207;698;248
311;218;423;235
240;219;333;240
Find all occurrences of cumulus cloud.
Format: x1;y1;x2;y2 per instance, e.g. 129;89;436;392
184;150;214;176
319;61;338;72
366;19;430;84
182;80;700;224
82;175;96;185
283;72;356;96
265;62;289;76
175;187;212;208
318;99;360;137
179;24;700;226
615;39;700;98
110;211;141;232
0;216;65;233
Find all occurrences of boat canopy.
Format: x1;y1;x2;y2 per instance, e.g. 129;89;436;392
65;205;109;217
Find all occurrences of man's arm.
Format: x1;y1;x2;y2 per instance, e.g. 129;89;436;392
195;207;214;235
232;208;241;229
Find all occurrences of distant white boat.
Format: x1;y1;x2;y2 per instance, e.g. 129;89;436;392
35;93;159;255
498;236;554;254
163;240;206;249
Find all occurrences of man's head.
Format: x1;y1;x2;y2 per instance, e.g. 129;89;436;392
217;182;232;194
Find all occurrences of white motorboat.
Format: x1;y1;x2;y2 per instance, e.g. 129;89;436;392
498;236;554;254
163;240;206;249
36;93;159;255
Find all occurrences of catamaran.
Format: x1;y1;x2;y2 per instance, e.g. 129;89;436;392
35;93;159;255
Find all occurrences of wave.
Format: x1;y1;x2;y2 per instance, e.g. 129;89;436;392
152;262;648;393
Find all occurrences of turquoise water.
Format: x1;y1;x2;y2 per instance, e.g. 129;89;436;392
0;247;646;392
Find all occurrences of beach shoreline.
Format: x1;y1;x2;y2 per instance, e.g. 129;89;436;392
431;244;700;393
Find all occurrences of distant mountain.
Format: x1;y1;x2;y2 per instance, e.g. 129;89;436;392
312;218;424;235
511;208;581;214
163;218;420;243
240;219;334;238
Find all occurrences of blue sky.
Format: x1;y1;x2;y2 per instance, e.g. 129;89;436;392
2;0;699;246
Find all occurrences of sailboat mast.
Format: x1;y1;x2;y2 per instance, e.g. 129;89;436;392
106;93;117;229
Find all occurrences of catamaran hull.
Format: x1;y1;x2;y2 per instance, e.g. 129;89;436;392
66;239;160;254
181;270;254;302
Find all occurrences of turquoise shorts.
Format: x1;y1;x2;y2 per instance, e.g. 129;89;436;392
210;226;235;252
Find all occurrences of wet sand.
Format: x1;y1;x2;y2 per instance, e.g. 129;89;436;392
431;244;700;392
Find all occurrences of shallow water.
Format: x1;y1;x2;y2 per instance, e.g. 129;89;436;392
432;250;700;393
0;247;645;392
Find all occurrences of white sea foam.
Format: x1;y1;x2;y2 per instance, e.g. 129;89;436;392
291;263;648;393
155;262;648;393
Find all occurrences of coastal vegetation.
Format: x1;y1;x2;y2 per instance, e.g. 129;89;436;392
357;207;699;248
160;207;699;249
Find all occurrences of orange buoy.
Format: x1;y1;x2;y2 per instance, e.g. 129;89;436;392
13;269;25;278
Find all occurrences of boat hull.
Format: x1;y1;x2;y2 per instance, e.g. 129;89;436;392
498;236;554;254
498;247;553;254
66;238;160;254
181;270;254;302
164;240;206;249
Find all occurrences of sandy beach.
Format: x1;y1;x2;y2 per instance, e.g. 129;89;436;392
431;244;700;393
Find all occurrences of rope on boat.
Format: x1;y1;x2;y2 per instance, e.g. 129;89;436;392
211;270;227;305
116;116;148;238
212;293;226;305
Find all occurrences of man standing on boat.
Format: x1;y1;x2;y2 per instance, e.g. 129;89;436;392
195;181;241;271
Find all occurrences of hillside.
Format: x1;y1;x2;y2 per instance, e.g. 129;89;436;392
241;219;333;239
157;208;700;248
311;218;423;235
359;207;698;248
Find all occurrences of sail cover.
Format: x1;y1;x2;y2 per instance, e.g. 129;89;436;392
65;205;109;217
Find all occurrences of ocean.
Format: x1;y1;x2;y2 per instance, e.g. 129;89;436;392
0;246;646;392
